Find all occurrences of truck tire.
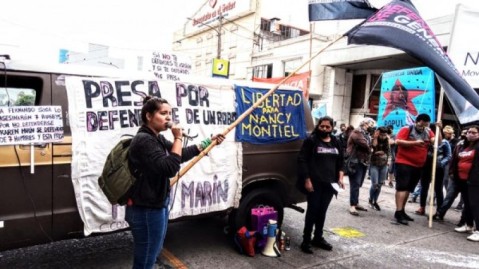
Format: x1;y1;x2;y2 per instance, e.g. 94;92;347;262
229;188;284;234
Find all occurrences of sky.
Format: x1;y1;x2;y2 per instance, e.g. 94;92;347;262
1;0;478;62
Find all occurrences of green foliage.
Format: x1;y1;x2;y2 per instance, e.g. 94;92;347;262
14;94;35;106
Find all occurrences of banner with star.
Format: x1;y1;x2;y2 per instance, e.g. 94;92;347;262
377;67;436;135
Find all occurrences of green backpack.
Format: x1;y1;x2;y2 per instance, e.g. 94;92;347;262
98;136;140;205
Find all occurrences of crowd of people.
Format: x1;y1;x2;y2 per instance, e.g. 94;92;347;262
297;113;479;254
123;95;477;262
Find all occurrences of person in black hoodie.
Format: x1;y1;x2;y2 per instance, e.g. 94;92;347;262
297;116;345;254
126;96;224;269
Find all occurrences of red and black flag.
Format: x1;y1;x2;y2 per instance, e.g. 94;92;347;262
345;0;479;109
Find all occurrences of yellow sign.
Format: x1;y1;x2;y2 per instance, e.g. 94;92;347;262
331;227;365;238
212;58;229;78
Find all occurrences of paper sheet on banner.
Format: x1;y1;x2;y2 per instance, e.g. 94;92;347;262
65;77;242;235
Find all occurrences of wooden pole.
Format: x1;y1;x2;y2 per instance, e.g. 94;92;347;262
428;86;445;228
309;23;314;72
170;34;344;187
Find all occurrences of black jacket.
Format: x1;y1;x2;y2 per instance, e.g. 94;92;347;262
128;125;200;208
297;134;344;193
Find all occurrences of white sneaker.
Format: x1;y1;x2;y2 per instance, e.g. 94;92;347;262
455;225;474;233
467;231;479;242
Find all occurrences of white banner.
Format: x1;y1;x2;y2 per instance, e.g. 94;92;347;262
65;77;242;235
0;106;63;145
448;4;479;88
443;4;479;124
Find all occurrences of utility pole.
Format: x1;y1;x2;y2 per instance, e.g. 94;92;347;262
186;15;223;59
216;15;223;59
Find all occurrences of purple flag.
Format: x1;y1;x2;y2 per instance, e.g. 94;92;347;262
308;0;377;21
345;0;479;109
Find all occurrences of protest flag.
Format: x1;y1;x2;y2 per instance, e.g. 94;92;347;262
345;0;479;110
308;0;377;21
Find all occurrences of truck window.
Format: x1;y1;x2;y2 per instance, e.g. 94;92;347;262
0;87;36;106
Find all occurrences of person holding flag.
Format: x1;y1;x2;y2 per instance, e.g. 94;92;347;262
393;114;435;225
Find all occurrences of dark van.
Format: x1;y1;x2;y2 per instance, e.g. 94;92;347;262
0;59;313;251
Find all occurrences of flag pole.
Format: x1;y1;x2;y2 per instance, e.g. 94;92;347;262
309;22;314;72
170;34;344;187
428;86;445;228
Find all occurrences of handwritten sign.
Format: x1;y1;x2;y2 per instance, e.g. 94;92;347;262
0;106;63;145
150;52;192;81
234;85;307;144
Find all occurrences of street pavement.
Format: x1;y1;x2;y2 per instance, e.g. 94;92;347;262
281;176;479;269
1;176;478;269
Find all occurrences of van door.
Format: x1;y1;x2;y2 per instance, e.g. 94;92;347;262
0;71;54;250
51;74;83;240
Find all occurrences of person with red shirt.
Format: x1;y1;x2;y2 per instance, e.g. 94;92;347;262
393;114;435;225
448;125;479;241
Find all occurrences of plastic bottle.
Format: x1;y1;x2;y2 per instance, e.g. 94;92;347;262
285;236;291;251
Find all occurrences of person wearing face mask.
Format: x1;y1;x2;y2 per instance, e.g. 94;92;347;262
346;117;375;216
368;127;390;211
126;96;225;269
297;116;345;254
393;114;435;225
435;125;479;241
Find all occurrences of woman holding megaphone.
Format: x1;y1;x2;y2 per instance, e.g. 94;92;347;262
126;96;224;269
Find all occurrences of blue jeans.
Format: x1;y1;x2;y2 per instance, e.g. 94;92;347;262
369;165;388;203
126;198;170;269
349;163;368;206
411;183;422;198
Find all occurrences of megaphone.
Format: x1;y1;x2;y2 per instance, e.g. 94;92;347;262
262;219;281;257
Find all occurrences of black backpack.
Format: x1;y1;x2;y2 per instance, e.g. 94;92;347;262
97;136;140;205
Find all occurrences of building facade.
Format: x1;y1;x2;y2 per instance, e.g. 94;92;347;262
173;1;461;128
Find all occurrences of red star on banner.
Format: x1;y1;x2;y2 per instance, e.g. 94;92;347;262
382;79;426;118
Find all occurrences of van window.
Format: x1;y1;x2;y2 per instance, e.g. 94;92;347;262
0;87;36;106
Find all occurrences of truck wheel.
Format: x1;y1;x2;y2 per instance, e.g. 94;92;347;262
229;188;284;234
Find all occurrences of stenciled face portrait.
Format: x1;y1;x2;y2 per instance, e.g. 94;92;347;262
390;85;408;108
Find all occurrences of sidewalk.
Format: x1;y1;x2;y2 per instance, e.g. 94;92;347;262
282;175;479;269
